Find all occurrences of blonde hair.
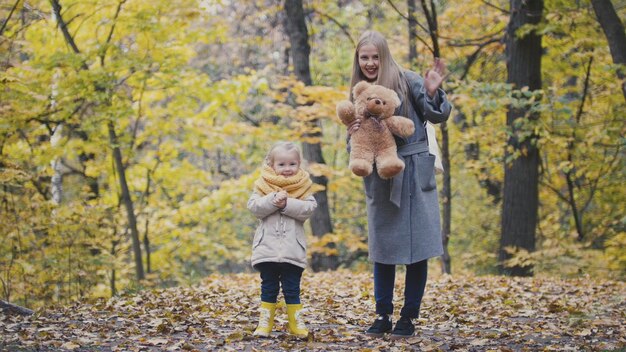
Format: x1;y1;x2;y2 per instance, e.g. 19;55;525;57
349;30;408;106
264;141;302;166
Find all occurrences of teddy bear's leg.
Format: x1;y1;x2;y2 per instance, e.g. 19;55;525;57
349;148;374;177
375;146;405;179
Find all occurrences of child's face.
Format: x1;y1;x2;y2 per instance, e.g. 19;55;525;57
271;149;300;177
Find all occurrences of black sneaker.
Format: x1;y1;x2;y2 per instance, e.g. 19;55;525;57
390;316;414;340
365;314;392;337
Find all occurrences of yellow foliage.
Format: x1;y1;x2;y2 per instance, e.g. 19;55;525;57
605;232;626;278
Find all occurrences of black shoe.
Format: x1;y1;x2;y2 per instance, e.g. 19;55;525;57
365;314;392;337
390;316;414;340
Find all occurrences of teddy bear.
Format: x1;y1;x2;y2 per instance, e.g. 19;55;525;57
336;81;415;179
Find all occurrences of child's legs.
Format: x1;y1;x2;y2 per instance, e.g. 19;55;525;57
278;263;304;304
374;262;396;315
256;262;281;303
400;259;428;318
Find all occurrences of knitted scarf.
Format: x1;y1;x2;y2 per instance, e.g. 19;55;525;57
254;164;314;200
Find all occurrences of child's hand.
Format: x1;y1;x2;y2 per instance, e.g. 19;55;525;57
274;198;287;209
272;191;288;209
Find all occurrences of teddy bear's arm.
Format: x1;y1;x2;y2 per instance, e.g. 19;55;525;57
336;100;356;126
386;115;416;137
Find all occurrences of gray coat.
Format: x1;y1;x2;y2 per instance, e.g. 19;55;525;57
365;70;452;265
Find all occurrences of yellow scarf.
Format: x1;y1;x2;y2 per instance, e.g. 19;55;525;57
254;164;314;200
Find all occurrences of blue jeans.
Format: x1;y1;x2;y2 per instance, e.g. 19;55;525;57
374;260;428;319
255;262;304;304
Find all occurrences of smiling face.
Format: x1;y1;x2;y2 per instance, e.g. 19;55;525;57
271;149;301;177
358;44;379;82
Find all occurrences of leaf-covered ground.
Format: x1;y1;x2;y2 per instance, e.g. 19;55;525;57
2;270;625;351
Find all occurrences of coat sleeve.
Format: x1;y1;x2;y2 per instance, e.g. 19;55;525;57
247;192;279;219
406;70;452;124
280;195;318;222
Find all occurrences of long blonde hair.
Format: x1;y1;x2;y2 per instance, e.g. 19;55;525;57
349;30;408;106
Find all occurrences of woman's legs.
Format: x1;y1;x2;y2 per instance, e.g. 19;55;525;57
366;262;396;336
374;262;396;315
400;259;428;318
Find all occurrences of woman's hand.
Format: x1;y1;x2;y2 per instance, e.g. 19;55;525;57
424;58;446;99
347;118;361;136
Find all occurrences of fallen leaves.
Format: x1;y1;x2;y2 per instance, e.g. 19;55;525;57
1;270;624;351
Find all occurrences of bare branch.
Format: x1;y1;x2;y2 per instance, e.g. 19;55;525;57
459;37;502;81
386;0;430;33
312;9;354;47
481;0;509;14
239;112;260;127
0;0;21;37
50;0;83;58
100;0;127;66
386;0;409;20
446;32;504;46
420;0;439;57
385;0;433;53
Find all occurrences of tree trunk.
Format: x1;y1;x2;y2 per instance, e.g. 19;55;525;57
108;121;145;280
50;125;64;205
50;1;99;200
499;0;543;277
590;0;626;99
0;300;33;316
110;240;118;296
439;121;452;274
144;222;151;274
143;169;152;273
283;0;337;271
407;0;418;65
51;0;141;280
416;0;452;274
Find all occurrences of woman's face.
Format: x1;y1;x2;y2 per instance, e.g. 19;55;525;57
358;43;379;82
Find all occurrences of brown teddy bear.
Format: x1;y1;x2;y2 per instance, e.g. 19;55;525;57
336;81;415;179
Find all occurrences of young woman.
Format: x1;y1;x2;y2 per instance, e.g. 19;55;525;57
346;30;452;339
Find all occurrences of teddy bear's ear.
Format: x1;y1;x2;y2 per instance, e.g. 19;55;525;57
353;81;371;98
389;90;401;107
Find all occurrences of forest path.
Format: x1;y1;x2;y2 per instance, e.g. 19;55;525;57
2;270;624;351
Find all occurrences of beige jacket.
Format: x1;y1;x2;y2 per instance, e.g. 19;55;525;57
248;192;317;269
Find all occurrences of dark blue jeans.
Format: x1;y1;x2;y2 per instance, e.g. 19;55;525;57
255;262;304;304
374;260;428;319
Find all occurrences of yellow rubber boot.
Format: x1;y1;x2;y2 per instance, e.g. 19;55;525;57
253;301;276;337
286;303;309;338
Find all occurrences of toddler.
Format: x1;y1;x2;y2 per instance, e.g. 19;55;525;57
248;141;317;338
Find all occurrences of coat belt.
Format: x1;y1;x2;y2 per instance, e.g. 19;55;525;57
390;141;429;207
